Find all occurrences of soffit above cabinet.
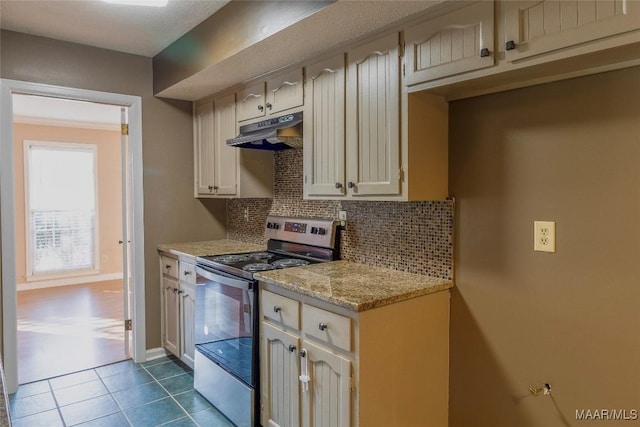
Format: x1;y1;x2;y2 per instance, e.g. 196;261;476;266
153;0;446;101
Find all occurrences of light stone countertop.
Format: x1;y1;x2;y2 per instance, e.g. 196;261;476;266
255;260;453;312
157;239;266;262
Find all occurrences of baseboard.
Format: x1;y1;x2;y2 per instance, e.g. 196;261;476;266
17;272;123;291
145;347;168;361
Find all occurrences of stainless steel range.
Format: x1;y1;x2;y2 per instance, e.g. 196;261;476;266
194;215;339;427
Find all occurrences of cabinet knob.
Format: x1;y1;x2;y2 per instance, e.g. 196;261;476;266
183;271;192;276
266;102;272;110
335;182;342;189
318;323;328;331
288;345;297;353
505;40;516;51
480;48;490;57
165;265;171;269
177;290;183;295
347;181;355;189
258;105;264;112
208;185;214;192
273;306;281;313
213;185;219;190
172;288;178;294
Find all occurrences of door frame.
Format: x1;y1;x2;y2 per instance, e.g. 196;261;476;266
0;78;147;393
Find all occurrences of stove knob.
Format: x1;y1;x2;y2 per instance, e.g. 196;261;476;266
273;223;280;230
310;227;318;234
318;228;326;235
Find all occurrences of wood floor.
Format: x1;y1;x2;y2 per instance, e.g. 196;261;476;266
17;279;127;384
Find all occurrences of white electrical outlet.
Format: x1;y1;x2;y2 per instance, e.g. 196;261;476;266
243;207;249;222
534;221;556;253
338;210;347;228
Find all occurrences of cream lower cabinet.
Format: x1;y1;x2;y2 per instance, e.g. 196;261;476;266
260;286;450;426
160;254;197;368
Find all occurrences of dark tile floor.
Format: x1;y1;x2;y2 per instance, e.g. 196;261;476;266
8;356;236;427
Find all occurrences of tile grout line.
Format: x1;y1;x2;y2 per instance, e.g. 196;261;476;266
139;363;202;427
94;365;134;427
48;371;70;427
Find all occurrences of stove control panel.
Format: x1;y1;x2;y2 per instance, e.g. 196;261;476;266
264;215;338;249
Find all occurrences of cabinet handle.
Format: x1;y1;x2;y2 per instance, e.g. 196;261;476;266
208;185;214;192
177;290;183;295
318;323;328;331
347;181;355;189
505;40;516;51
266;102;272;110
480;48;490;57
273;306;281;313
335;182;342;189
172;288;178;294
213;185;219;190
183;271;192;276
258;105;264;112
165;265;171;269
288;345;296;353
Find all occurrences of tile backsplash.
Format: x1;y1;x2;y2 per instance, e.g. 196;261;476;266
227;149;453;280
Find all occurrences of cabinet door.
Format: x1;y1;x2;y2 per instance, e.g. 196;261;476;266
346;33;401;197
194;101;215;196
302;341;351;427
237;82;266;122
405;1;494;85
304;54;346;197
162;276;180;357
266;68;304;115
213;93;238;196
180;282;196;368
504;0;640;62
262;323;301;427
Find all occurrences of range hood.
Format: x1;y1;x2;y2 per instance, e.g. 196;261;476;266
227;112;303;150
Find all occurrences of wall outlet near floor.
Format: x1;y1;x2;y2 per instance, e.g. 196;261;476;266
534;221;556;253
243;207;249;222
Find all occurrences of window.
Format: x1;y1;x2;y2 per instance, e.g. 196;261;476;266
24;141;99;278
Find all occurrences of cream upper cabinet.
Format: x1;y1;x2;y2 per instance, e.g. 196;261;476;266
303;54;346;197
194;101;215;196
212;93;238;196
504;0;640;62
237;68;304;123
405;1;495;85
266;67;305;115
194;94;238;197
194;94;274;199
236;82;266;122
346;32;401;197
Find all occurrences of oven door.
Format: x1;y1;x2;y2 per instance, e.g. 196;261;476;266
195;265;257;387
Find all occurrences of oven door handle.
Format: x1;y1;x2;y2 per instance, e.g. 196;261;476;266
195;266;253;291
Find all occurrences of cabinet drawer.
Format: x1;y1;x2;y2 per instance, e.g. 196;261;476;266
161;256;178;279
179;261;196;285
262;290;300;329
302;304;351;351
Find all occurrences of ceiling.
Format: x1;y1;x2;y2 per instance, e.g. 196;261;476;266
0;0;230;57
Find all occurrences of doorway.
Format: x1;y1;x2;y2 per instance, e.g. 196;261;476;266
0;79;146;394
13;95;127;383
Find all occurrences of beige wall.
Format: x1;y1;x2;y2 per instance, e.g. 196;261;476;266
449;67;640;426
1;30;227;350
13;123;123;283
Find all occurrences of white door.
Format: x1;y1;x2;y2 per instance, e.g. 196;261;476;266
237;82;266;122
194;101;215;196
180;282;196;368
213;93;238;196
120;107;133;357
163;276;180;357
1;80;146;393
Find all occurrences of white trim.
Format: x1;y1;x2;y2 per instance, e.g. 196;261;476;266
13;115;121;131
23;140;100;278
17;272;123;291
145;347;168;361
1;78;146;393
